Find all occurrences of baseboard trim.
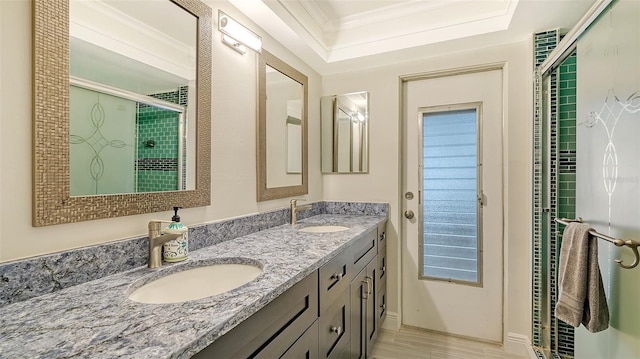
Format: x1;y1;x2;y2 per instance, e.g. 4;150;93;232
381;311;400;330
506;332;537;358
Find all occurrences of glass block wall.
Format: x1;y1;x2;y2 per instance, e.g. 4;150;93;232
533;30;577;359
135;86;188;192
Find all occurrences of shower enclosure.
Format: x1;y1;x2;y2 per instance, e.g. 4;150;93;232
533;0;640;358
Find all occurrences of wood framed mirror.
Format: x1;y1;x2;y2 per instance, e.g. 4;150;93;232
320;91;369;173
32;0;211;226
257;50;308;201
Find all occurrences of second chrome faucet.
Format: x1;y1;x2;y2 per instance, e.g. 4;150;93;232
290;199;312;225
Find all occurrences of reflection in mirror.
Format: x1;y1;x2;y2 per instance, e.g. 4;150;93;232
69;0;197;195
286;116;302;174
257;50;308;201
265;65;303;187
32;0;212;226
321;92;369;173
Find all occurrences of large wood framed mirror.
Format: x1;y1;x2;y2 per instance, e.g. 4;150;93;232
257;50;308;201
33;0;211;226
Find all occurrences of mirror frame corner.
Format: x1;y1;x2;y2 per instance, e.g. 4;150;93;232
256;49;308;202
32;0;212;226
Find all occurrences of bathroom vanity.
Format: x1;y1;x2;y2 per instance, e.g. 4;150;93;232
0;213;387;358
194;220;387;358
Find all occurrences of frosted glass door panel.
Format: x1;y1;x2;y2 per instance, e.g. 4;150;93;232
575;1;640;358
70;86;136;195
422;109;479;283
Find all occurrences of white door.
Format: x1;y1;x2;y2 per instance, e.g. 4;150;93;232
401;69;504;342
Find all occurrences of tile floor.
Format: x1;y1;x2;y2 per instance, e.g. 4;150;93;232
370;326;528;359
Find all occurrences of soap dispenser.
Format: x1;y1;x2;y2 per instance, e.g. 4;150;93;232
162;207;189;262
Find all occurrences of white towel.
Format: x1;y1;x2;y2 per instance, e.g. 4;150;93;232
555;222;609;333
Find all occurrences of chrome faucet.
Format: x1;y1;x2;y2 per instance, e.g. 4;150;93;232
290;199;312;225
147;220;183;268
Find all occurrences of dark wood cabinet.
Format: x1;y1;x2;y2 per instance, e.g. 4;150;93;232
193;221;387;359
280;320;319;359
318;286;350;359
349;256;379;359
319;248;352;314
192;273;318;358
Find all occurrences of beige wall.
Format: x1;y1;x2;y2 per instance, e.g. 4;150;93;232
1;0;534;346
0;0;322;261
321;40;533;342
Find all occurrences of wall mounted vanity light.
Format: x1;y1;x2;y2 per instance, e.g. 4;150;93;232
218;10;262;54
221;34;246;54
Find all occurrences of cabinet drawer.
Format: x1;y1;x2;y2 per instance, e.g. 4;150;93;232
376;249;386;294
279;320;319;359
319;249;352;313
319;287;350;359
377;221;387;252
351;229;377;275
194;272;319;358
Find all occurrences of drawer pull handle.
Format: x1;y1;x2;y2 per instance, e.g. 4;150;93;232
365;276;373;295
380;265;386;272
381;304;386;309
380;232;386;241
330;326;343;336
331;272;343;281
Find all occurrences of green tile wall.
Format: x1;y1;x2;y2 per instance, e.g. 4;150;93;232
556;52;577;358
533;31;577;359
136;170;179;193
135;87;187;192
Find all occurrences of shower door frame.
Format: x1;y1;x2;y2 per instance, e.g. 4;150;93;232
532;0;613;357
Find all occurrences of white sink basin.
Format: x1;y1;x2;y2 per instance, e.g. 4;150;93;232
128;263;263;304
299;225;349;233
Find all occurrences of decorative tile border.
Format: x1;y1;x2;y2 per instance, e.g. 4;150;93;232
0;201;388;306
533;30;559;350
533;30;577;358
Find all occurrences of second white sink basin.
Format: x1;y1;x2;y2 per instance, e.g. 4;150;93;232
299;225;349;233
128;262;263;304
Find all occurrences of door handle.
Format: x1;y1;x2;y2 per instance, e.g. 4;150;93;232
404;210;415;219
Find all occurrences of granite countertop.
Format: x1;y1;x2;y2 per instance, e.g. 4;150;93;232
0;214;386;358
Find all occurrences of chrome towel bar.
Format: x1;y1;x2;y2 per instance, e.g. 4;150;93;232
555;217;640;269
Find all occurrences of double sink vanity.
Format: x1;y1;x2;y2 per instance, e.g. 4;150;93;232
0;212;387;358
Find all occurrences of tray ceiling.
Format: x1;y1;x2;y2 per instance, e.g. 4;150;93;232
229;0;595;74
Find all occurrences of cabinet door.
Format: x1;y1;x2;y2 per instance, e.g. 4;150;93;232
280;320;319;359
365;259;378;356
319;287;350;359
349;267;367;359
376;280;387;333
349;255;379;359
376;248;387;332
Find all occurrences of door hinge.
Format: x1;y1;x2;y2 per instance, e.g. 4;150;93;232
477;191;486;207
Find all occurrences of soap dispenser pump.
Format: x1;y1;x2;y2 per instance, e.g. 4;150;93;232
162;207;189;262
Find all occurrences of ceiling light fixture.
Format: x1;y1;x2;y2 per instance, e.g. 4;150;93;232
218;10;262;54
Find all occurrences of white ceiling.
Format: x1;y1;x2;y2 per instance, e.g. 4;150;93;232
230;0;595;74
